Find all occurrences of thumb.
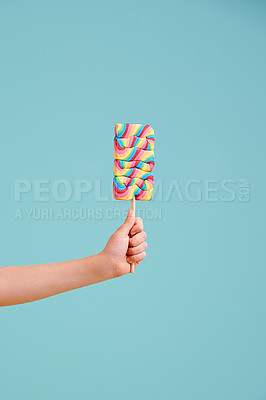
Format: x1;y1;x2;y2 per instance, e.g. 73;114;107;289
117;209;135;235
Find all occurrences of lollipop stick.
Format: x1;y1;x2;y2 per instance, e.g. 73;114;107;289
130;197;135;273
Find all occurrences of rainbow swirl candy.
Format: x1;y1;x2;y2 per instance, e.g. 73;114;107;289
114;160;155;173
115;123;154;139
113;123;155;200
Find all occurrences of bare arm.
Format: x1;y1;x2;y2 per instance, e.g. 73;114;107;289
0;211;147;306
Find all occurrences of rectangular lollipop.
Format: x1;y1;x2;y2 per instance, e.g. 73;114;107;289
113;123;155;272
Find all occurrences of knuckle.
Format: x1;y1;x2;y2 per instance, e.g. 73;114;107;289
143;242;148;250
138;252;146;262
131;236;137;246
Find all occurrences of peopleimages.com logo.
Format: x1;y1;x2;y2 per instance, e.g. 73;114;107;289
14;178;250;202
13;178;250;221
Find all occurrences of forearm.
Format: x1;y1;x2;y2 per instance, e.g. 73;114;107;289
0;253;112;306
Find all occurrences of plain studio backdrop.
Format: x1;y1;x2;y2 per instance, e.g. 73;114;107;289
0;0;265;399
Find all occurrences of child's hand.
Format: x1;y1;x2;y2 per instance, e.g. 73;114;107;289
101;210;147;278
0;210;147;306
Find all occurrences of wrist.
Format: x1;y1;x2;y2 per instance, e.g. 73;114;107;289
90;252;115;283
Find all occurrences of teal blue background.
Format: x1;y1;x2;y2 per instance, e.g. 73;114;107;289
1;0;266;399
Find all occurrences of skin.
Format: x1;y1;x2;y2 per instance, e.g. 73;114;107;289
0;210;147;307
